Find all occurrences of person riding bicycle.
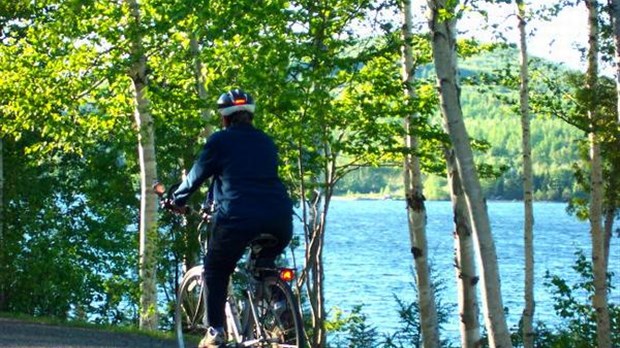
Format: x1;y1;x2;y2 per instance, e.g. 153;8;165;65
170;88;294;348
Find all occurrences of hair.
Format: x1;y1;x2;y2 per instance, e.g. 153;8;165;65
226;111;253;126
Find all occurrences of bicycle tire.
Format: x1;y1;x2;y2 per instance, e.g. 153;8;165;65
247;277;305;348
175;265;207;348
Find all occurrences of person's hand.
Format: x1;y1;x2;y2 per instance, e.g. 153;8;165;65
160;198;189;215
171;202;189;215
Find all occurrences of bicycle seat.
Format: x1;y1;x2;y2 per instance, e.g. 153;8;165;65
248;234;279;274
250;233;279;250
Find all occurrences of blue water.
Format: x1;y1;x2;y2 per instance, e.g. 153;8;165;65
290;199;620;341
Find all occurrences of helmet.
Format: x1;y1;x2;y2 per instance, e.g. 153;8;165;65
217;89;256;117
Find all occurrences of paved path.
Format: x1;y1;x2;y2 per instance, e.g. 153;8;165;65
0;318;178;348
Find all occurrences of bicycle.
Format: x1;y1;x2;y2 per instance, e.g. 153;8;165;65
154;182;305;348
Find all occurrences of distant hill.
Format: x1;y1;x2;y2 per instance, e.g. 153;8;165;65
335;48;584;201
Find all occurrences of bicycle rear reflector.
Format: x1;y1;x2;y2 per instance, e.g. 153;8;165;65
279;268;295;282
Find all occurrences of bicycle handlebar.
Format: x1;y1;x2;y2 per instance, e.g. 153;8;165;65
153;181;191;215
153;180;217;222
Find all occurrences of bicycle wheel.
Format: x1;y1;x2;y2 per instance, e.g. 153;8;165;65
250;277;305;348
176;265;207;348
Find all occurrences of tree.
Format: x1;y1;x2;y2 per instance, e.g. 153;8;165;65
425;1;513;346
584;1;612;347
445;148;482;348
124;0;159;331
515;1;535;347
400;0;440;346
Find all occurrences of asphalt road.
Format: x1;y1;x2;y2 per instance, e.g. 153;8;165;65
0;318;178;348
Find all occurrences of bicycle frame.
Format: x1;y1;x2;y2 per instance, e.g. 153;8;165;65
225;260;264;346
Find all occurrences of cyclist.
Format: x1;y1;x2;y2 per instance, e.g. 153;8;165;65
170;89;294;348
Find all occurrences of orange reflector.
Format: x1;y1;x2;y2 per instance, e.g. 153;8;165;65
279;268;295;282
233;99;246;105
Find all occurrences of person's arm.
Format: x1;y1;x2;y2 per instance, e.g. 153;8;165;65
172;136;219;207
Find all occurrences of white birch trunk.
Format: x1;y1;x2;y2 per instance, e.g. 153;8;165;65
585;1;611;347
126;0;159;331
516;2;535;347
426;1;512;346
401;0;440;346
445;148;481;348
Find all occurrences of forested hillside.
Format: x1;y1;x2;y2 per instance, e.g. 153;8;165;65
335;49;584;201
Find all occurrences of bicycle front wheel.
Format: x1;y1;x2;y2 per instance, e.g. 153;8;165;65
251;277;305;348
176;265;207;348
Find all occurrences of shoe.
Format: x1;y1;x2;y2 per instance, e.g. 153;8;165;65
198;326;226;348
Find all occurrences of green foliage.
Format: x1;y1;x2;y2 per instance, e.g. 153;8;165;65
381;296;423;348
326;305;379;348
476;251;620;348
380;278;455;348
1;135;139;323
531;251;620;347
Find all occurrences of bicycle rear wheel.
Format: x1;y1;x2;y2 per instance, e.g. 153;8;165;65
251;277;305;348
176;265;207;348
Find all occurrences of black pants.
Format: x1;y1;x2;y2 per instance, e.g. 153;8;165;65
203;216;293;329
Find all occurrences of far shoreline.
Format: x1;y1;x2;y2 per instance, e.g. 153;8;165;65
331;195;570;203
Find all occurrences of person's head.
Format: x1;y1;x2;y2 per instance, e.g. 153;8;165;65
216;89;255;128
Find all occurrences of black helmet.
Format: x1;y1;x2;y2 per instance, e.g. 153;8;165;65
217;89;255;117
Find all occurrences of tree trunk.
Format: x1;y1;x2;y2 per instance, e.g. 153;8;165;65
585;1;611;347
445;148;481;348
189;35;213;134
603;208;614;268
126;0;159;331
516;1;535;347
302;192;328;348
400;1;440;346
177;35;212;272
611;0;620;124
426;1;513;346
296;138;329;348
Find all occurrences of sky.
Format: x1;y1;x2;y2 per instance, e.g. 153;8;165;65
399;1;592;72
524;5;589;70
461;1;590;72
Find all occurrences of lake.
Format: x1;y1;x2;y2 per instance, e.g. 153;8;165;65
293;199;620;342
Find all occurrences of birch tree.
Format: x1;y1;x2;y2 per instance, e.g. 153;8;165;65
584;1;611;347
125;0;159;330
400;0;440;346
445;148;481;348
515;1;535;347
425;1;513;346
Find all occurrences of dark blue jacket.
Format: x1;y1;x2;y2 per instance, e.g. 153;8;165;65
172;123;293;225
